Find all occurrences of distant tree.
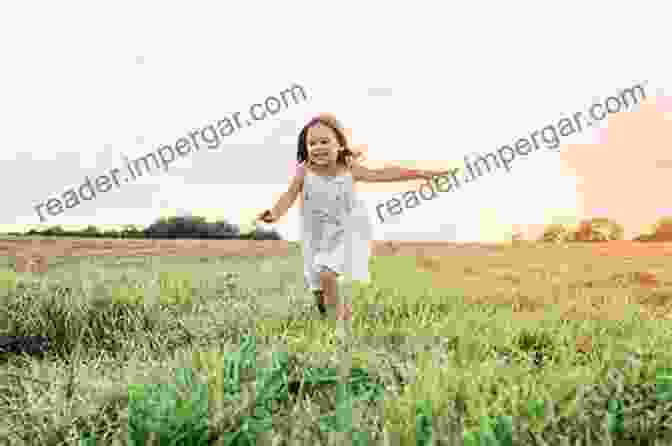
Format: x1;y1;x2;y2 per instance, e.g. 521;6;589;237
653;216;672;241
40;225;65;236
586;217;624;241
539;223;570;243
143;219;174;238
119;224;143;238
101;232;114;238
192;221;211;238
212;219;240;239
573;218;623;242
82;225;99;237
635;216;672;242
31;214;286;241
143;216;242;239
250;225;283;240
539;218;623;243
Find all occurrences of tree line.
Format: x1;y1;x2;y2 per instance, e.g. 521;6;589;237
538;216;672;243
6;215;283;240
6;216;672;243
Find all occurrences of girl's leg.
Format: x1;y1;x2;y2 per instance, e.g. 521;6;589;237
319;269;337;305
306;263;326;317
313;289;326;316
319;269;352;321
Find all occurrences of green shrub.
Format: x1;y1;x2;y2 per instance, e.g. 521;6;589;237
539;224;570;243
584;217;624;241
652;216;672;241
541;218;624;243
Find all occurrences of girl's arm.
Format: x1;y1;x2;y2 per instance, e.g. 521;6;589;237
351;163;455;183
257;164;306;223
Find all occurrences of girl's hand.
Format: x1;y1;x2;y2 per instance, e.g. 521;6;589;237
256;210;277;224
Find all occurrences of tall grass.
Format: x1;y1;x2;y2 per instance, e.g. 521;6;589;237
0;247;671;444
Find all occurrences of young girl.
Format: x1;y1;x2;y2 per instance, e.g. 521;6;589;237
257;114;452;330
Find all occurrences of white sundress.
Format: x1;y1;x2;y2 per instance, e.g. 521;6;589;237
300;167;372;292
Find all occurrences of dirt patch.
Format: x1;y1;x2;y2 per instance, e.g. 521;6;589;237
2;239;671;262
0;239;296;259
587;241;672;257
0;238;511;259
414;242;672;322
369;241;507;257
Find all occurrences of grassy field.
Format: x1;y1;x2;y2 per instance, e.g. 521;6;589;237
1;244;672;445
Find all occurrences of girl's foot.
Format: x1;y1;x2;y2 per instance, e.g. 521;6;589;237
336;303;353;321
313;290;326;317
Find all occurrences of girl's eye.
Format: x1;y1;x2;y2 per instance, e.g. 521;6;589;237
308;138;330;146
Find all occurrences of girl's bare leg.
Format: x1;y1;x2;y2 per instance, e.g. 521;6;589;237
319;269;352;340
319;269;339;319
319;270;352;318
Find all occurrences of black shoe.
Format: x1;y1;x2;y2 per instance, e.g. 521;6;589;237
313;290;326;316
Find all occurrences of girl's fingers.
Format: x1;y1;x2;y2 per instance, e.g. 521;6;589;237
257;210;275;223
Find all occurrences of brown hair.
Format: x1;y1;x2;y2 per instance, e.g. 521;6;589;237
296;113;362;167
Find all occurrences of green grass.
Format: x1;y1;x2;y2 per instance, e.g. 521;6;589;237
1;252;671;445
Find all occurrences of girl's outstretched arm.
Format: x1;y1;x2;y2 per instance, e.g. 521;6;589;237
257;164;306;223
351;163;456;183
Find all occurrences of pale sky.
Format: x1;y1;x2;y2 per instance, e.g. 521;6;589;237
1;1;670;242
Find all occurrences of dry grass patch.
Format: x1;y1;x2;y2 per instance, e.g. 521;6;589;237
416;243;672;323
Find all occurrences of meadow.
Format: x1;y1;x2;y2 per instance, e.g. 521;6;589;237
1;242;672;445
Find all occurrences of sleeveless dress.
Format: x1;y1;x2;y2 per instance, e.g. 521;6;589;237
299;166;372;291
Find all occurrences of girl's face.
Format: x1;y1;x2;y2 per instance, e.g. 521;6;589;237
305;123;343;167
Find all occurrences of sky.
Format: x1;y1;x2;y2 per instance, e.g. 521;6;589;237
1;1;670;242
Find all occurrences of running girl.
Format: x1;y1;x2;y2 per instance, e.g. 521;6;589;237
257;114;452;330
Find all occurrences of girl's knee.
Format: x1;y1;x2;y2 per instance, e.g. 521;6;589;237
319;270;338;284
